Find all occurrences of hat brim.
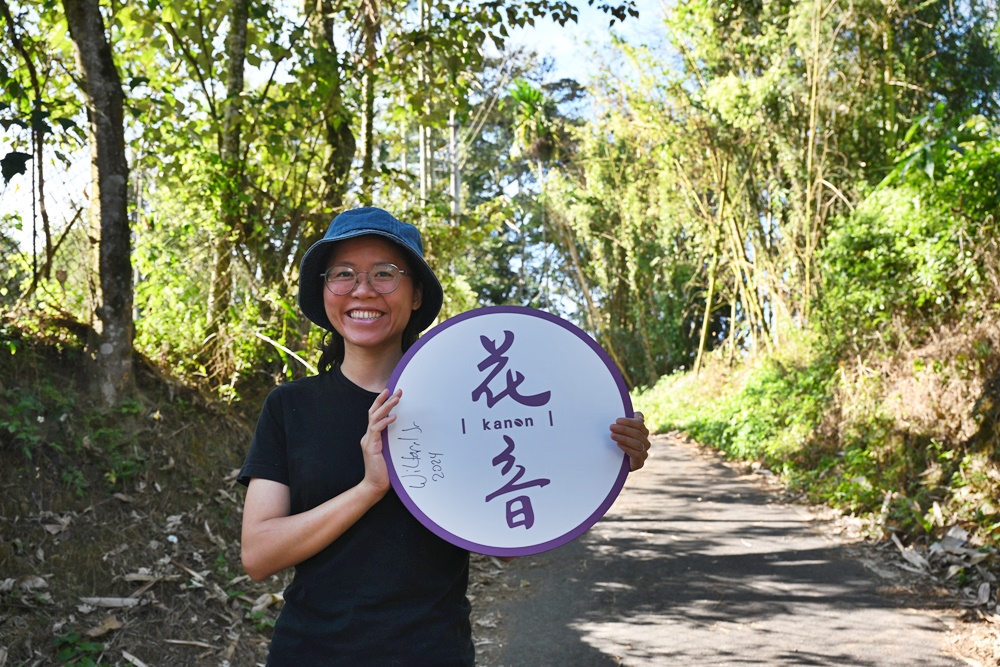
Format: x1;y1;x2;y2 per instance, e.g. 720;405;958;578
298;230;444;335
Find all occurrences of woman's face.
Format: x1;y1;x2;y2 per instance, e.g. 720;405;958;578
322;235;423;359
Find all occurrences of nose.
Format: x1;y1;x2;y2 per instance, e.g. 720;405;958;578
350;270;378;296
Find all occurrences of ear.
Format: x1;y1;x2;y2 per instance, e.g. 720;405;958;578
411;283;423;311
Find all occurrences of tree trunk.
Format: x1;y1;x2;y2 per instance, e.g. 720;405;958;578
724;211;771;349
417;0;430;210
62;0;134;406
206;0;249;344
552;215;634;389
694;156;731;376
693;250;718;378
358;0;380;205
309;0;355;226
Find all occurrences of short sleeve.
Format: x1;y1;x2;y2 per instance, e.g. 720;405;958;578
237;387;290;487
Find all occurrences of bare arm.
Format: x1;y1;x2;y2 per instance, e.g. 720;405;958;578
240;388;400;581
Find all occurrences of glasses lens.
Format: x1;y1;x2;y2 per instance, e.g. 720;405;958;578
369;264;401;293
325;266;358;295
323;264;402;295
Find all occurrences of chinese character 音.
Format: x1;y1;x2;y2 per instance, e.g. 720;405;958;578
486;435;551;529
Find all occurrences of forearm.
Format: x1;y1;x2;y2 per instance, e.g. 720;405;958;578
241;480;385;581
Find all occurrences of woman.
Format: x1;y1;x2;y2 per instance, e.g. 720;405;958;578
238;207;650;666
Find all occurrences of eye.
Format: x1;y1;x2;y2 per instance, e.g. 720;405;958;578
327;267;356;280
371;265;399;280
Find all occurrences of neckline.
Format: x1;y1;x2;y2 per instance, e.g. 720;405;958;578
334;364;381;396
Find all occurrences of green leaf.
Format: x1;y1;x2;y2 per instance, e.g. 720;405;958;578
162;5;180;24
1;151;32;184
922;147;935;180
902;119;923;143
1;78;25;101
53;117;78;131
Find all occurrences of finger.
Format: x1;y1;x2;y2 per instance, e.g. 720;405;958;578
623;439;649;467
609;417;651;472
369;413;397;436
610;421;649;441
368;388;390;418
622;446;646;467
610;424;646;442
369;388;401;422
364;390;402;449
618;411;645;426
368;408;399;437
611;434;646;459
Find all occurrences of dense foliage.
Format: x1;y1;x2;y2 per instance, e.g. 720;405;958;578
3;0;999;552
635;125;1000;546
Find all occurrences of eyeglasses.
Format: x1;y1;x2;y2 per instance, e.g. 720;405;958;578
321;263;411;296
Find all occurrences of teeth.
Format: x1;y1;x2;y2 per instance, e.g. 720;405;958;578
350;310;382;320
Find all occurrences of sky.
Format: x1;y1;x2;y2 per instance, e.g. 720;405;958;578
505;0;667;83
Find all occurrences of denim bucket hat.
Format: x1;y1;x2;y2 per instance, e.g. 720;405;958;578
298;207;444;334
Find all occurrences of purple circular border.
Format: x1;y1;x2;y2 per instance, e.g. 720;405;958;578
383;305;633;557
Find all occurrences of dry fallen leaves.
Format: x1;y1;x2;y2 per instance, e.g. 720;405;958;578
85;614;123;638
250;592;283;614
42;515;72;535
891;525;998;612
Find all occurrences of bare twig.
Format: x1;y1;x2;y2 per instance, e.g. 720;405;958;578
122;650;150;667
164;639;219;649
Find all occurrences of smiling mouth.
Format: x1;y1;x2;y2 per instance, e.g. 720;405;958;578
348;310;384;321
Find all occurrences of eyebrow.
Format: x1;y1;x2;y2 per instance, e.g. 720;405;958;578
327;261;410;270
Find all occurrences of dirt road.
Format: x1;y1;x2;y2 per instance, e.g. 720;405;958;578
475;434;968;667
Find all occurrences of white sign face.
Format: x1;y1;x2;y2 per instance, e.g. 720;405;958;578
383;306;631;557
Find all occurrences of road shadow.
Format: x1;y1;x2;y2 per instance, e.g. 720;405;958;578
492;436;961;667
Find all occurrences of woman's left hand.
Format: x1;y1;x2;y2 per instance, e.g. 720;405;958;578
610;411;651;471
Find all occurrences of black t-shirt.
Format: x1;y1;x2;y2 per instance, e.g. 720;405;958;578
238;367;473;667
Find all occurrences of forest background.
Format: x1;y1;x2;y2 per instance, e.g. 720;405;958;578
1;0;1000;663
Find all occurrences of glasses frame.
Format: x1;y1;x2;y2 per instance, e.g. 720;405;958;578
320;262;411;296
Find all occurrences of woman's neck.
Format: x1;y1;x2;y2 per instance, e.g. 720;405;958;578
340;344;403;393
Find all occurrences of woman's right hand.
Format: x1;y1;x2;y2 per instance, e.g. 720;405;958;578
360;388;401;496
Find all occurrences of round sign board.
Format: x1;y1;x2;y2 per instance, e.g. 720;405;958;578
383;306;631;557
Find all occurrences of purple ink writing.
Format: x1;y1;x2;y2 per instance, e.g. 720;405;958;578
472;330;551;408
482;416;534;431
504;497;534;529
486;435;550;529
